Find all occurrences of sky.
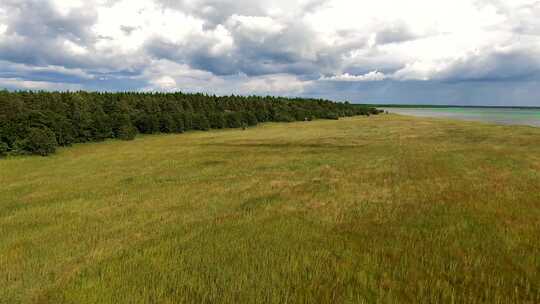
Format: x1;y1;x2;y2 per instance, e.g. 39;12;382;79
1;0;540;106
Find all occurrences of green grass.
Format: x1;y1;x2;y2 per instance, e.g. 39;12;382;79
1;115;540;303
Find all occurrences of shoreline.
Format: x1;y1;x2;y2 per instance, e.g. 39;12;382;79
380;107;540;128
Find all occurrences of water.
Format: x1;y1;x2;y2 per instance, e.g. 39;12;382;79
382;107;540;127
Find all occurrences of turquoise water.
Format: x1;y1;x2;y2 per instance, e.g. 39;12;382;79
383;107;540;127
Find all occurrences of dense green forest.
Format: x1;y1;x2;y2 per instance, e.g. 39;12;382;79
0;91;379;156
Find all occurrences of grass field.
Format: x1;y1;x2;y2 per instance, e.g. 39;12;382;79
1;114;540;303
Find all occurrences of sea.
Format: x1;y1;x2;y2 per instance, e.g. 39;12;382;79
382;107;540;127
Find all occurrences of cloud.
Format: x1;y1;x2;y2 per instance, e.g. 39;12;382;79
436;48;540;82
240;74;311;95
320;71;387;82
0;77;83;91
390;46;540;82
304;77;540;106
151;76;177;91
0;0;539;105
141;60;310;96
374;22;419;45
120;25;138;36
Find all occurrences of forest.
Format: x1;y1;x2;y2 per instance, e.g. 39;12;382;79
0;90;380;156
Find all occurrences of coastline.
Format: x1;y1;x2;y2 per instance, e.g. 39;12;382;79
380;107;540;128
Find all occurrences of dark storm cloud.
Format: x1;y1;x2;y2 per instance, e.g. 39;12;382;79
0;68;87;84
0;59;149;92
437;49;540;83
306;79;540;106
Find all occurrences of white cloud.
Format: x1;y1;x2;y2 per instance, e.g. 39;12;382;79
63;39;88;55
141;60;225;93
321;71;387;82
228;15;285;35
50;0;87;15
0;77;83;91
241;74;310;94
207;25;234;55
0;6;8;37
151;75;177;91
93;1;204;53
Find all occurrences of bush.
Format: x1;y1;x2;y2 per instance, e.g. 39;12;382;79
209;113;226;129
172;113;185;133
160;114;176;133
325;113;340;120
0;141;8;157
274;112;295;122
244;112;259;126
117;125;137;141
199;115;210;131
18;127;58;156
225;112;242;128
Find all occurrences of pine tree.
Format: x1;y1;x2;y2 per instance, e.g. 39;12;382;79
160;114;177;133
0;90;379;156
15;127;57;156
0;141;8;157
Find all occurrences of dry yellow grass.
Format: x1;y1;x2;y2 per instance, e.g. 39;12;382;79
1;114;539;303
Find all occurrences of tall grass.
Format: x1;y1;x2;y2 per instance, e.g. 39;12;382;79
1;115;539;303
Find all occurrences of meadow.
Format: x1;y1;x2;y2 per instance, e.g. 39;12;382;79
1;114;539;303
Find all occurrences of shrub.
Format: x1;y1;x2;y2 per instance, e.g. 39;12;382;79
18;127;58;156
117;125;137;141
325;113;340;120
209;113;226;129
199;115;210;131
160;114;176;133
244;112;259;126
274;112;295;122
0;141;8;157
225;112;242;128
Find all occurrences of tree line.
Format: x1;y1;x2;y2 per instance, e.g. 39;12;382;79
0;90;380;156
